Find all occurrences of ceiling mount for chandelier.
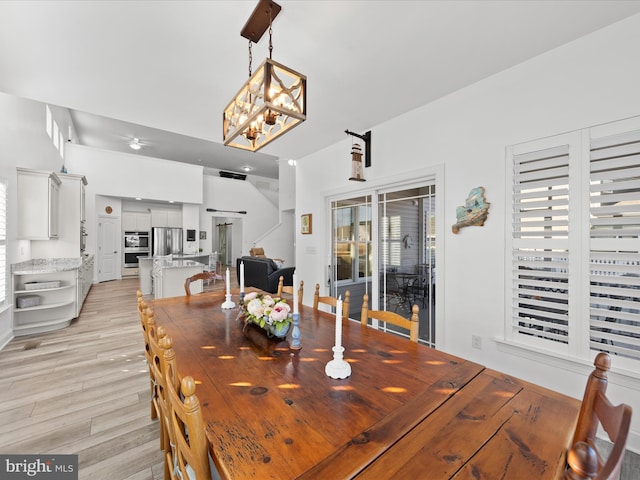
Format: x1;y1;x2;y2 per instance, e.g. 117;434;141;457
222;0;307;152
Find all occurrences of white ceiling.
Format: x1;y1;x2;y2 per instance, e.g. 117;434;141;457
2;1;640;179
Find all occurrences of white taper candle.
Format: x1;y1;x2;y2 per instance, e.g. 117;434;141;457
225;267;230;295
292;273;298;314
335;297;342;347
240;261;245;293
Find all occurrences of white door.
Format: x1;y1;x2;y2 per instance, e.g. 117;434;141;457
98;215;119;282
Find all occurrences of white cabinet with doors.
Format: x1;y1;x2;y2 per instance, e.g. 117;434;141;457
151;208;182;228
122;212;151;232
17;168;61;240
58;173;88;257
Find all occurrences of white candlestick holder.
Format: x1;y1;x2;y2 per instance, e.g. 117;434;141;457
290;313;301;350
325;345;351;379
221;293;236;309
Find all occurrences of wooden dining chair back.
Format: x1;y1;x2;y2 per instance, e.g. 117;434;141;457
136;294;159;425
184;271;223;296
165;373;216;480
360;293;420;343
146;308;166;450
564;352;632;480
277;276;304;304
154;334;181;480
314;284;350;320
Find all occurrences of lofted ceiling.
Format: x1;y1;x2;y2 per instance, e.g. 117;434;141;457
2;1;640;179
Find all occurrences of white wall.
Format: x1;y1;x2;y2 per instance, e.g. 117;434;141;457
200;174;294;262
279;158;296;212
295;14;640;451
0;93;67;348
65;143;203;275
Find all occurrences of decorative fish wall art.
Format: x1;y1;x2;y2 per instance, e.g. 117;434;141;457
452;186;491;234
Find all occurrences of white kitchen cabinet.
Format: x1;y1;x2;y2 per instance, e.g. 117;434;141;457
17;168;61;240
12;263;77;336
123;212;151;232
167;210;182;228
151;209;182;228
152;259;203;299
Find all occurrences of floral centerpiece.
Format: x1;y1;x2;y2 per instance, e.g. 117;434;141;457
240;292;292;339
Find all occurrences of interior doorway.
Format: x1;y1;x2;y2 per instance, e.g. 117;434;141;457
212;217;243;267
97;215;119;282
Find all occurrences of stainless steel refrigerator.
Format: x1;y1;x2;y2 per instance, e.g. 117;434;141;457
152;227;183;256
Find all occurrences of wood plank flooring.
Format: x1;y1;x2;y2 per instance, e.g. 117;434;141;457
0;278;166;480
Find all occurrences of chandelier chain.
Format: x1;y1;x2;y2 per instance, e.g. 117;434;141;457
268;8;273;60
248;40;253;77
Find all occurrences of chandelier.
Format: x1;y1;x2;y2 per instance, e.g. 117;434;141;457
223;0;306;152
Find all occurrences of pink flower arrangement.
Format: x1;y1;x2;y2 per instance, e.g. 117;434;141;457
242;292;292;329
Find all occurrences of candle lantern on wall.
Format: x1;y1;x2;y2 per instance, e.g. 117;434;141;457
349;142;365;182
345;129;371;182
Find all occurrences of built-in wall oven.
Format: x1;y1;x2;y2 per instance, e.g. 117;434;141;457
124;231;150;267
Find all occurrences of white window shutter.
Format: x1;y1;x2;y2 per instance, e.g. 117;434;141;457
589;129;640;361
508;137;575;350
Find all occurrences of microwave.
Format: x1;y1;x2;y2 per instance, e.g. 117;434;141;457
124;231;150;249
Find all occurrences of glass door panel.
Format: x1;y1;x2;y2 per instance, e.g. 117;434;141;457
331;196;372;319
379;185;436;347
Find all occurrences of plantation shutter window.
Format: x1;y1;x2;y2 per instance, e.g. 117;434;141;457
509;142;572;349
507;117;640;367
589;129;640;361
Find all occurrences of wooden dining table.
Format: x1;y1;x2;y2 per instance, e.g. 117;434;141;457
150;290;580;480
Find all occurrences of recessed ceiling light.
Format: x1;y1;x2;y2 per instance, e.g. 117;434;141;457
168;200;174;203
241;166;253;172
129;138;142;150
135;197;142;201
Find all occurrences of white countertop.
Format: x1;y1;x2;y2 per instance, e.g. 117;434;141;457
12;255;95;274
153;259;204;269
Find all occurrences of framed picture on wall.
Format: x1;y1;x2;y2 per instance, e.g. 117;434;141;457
301;213;312;234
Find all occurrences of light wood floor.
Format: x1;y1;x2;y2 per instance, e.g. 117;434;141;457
0;278;165;479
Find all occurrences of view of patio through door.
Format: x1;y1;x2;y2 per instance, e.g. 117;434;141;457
331;183;436;347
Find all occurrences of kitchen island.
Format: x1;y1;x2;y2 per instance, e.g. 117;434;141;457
150;258;204;299
139;253;211;296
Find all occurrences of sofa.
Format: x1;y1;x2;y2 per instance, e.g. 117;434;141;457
237;256;295;294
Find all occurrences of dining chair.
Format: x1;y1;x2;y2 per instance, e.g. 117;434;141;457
136;292;159;424
277;276;304;303
145;307;166;450
360;293;420;343
314;284;350;320
165;371;221;480
203;251;219;286
184;271;223;296
564;352;632;480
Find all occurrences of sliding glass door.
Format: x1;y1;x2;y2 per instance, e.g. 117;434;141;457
330;182;436;347
379;185;436;347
